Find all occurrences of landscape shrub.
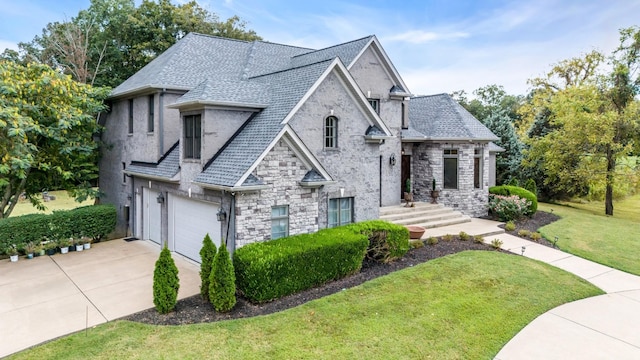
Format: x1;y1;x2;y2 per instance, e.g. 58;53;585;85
153;246;180;314
489;185;538;215
199;234;217;301
518;229;532;238
473;235;484;243
0;205;116;253
504;221;516;231
459;231;470;241
442;234;454;241
488;195;530;222
234;227;368;303
426;236;438;245
524;178;537;196
344;220;409;263
209;243;236;312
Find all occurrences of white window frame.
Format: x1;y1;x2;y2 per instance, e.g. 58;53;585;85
328;197;353;228
368;98;380;114
324;116;338;149
271;205;289;239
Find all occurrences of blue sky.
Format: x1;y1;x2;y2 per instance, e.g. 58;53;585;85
0;0;638;96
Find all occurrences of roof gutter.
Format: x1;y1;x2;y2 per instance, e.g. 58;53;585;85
191;181;269;192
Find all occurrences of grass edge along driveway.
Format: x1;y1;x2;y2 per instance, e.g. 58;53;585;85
538;202;640;276
11;251;602;360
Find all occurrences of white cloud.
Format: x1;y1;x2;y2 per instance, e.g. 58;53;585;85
383;30;469;44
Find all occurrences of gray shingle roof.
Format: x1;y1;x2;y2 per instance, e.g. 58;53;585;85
127;142;180;179
194;59;335;187
488;142;505;152
174;78;271;106
290;36;373;68
407;94;499;141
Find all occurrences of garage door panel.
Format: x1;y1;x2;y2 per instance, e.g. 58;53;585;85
169;195;220;263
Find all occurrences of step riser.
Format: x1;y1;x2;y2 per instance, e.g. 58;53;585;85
380;202;471;229
380;208;456;221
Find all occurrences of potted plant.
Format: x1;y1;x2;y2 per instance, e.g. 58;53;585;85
403;178;414;207
44;241;57;256
68;237;76;252
74;238;84;252
6;244;19;262
34;244;45;257
24;242;36;259
58;239;71;254
430;178;440;204
82;237;92;250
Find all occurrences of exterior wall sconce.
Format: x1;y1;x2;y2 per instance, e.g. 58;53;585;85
156;192;165;204
390;154;396;166
216;207;227;222
401;148;405;156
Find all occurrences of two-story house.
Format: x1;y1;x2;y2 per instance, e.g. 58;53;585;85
99;33;499;262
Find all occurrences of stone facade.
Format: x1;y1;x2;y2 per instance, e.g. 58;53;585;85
410;142;490;217
234;140;319;247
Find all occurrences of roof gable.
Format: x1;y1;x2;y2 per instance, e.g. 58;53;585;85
349;36;411;96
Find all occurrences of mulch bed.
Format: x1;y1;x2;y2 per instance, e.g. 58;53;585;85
124;211;559;326
500;210;561;248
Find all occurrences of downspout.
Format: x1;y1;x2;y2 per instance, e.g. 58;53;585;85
159;89;165;154
227;192;236;256
129;175;135;237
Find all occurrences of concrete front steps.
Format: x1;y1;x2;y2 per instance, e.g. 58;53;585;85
380;202;506;238
380;202;471;229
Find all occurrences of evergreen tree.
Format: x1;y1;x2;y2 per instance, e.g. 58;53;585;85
153;246;180;314
199;233;217;301
209;242;236;312
483;110;523;184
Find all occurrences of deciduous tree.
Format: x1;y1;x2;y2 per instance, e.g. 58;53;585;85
0;60;108;218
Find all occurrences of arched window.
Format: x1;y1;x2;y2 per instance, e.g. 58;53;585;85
325;116;338;148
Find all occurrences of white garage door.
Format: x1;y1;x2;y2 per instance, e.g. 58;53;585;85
168;195;221;263
143;188;162;244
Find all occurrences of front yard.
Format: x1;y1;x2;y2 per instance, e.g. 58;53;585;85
10;251;601;359
538;197;640;276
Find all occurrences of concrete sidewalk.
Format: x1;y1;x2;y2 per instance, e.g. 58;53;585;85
419;219;640;359
0;239;200;358
491;232;640;359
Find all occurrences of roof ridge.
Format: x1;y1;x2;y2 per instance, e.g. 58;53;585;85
257;40;314;51
248;58;335;79
411;93;449;99
187;32;253;44
290;35;373;58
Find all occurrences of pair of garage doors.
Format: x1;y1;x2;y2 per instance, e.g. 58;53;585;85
138;188;221;263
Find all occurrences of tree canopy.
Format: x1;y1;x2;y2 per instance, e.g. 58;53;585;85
519;27;640;215
0;60;108;218
4;0;261;87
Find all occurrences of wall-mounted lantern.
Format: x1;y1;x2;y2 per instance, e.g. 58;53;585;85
390;154;397;166
156;192;165;204
216;207;227;222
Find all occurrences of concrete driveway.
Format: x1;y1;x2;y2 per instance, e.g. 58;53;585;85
0;239;200;358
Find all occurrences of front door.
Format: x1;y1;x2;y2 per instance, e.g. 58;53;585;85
401;155;411;198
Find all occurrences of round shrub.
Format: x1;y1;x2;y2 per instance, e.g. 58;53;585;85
489;194;530;221
153;246;180;314
199;233;217;301
489;185;537;215
209;243;236;312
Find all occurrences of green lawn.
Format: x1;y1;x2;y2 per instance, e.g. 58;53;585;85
9;190;94;217
539;196;640;275
10;251;601;360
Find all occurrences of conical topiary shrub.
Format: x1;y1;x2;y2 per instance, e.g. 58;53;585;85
209;242;236;312
153;245;180;314
199;233;217;301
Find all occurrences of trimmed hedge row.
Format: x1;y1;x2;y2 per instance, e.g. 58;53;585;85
234;227;368;303
0;205;116;254
489;185;538;215
345;220;410;263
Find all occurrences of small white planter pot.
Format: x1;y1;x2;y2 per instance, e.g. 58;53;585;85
76;245;83;252
9;255;18;262
60;247;69;254
83;243;91;250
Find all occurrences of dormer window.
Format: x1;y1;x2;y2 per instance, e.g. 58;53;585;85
184;114;201;159
325;116;338;148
